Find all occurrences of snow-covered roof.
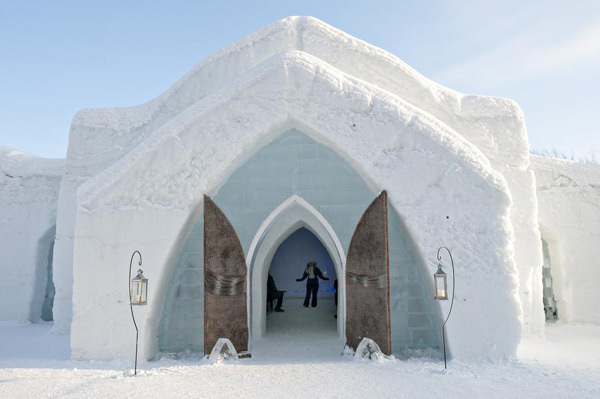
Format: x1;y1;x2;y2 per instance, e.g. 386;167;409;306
0;146;64;180
67;16;529;178
531;155;600;190
76;50;510;210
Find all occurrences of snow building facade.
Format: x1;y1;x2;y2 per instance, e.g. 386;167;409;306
530;156;600;325
0;148;63;324
1;16;598;361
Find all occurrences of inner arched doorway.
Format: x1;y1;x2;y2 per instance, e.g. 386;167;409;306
247;195;346;347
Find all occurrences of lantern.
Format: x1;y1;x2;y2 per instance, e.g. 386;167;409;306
434;246;455;370
433;263;448;300
130;268;148;305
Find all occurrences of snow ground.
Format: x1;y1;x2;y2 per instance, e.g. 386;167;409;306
1;311;599;399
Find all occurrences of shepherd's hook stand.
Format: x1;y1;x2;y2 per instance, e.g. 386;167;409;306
129;250;142;375
438;246;455;370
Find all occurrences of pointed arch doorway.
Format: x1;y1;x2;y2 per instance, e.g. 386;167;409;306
246;195;347;344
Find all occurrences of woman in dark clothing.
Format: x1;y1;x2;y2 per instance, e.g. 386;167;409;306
296;260;329;308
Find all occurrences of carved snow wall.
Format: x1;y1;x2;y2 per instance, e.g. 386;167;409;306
531;155;600;324
69;51;520;361
0;148;63;322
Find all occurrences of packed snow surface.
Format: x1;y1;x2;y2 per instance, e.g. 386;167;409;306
0;320;598;399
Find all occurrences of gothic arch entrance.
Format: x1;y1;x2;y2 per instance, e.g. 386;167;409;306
159;130;437;357
246;195;347;345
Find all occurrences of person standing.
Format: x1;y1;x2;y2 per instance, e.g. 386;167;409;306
296;260;329;308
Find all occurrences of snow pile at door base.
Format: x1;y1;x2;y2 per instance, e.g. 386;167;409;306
55;17;527;360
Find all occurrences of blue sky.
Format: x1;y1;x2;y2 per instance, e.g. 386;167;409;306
1;1;599;159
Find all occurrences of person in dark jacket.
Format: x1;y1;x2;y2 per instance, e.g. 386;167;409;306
296;260;329;308
267;273;285;312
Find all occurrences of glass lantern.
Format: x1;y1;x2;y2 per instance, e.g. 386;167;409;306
433;263;448;300
130;268;148;305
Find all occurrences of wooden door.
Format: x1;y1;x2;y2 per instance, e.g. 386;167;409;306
345;191;391;355
204;195;248;354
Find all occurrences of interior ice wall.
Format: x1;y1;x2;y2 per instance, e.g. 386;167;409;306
531;155;600;324
69;53;520;361
0;147;64;322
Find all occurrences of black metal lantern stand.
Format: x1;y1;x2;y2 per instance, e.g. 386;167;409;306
434;246;455;369
129;250;148;375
